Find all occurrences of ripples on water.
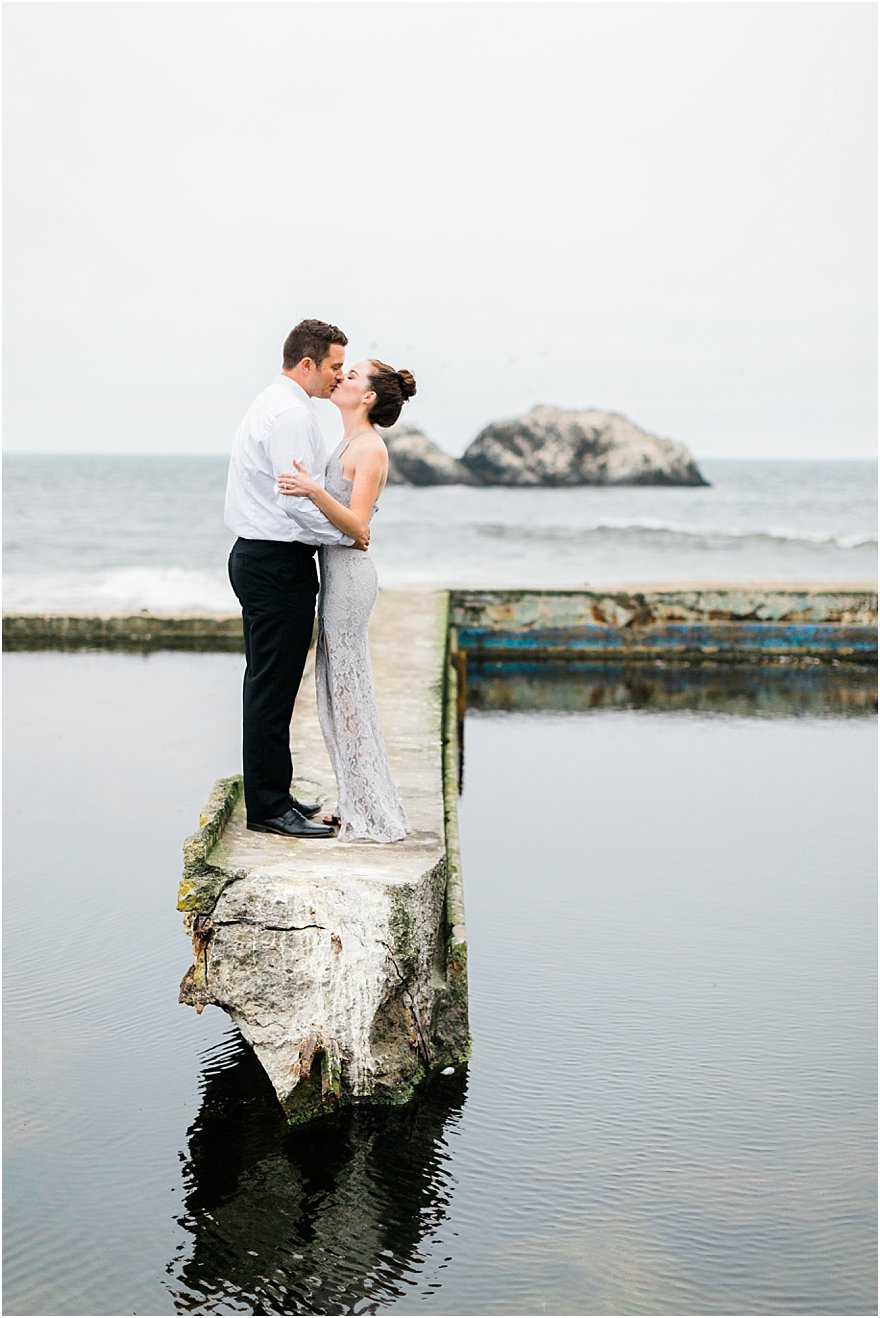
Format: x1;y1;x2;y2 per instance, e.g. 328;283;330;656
171;1035;465;1314
2;653;877;1314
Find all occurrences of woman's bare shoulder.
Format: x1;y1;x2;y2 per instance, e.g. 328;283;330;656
351;431;389;466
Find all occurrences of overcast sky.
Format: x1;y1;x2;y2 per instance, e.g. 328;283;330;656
3;1;877;459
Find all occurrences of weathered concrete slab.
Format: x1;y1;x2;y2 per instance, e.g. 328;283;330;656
450;584;878;661
179;590;469;1124
2;612;243;651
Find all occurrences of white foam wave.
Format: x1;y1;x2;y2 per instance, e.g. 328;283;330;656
603;521;876;548
4;567;237;613
475;519;877;549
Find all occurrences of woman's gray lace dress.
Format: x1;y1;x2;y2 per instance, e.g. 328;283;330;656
315;439;410;843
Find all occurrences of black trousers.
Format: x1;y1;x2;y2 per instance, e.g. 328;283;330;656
228;537;319;823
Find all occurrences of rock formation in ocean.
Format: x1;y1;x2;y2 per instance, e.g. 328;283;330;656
382;426;474;486
460;405;709;487
378;409;708;487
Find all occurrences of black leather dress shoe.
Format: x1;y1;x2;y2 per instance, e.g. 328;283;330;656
248;808;334;839
290;796;321;818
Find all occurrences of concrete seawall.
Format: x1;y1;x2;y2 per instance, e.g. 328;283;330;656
2;612;244;651
450;583;878;662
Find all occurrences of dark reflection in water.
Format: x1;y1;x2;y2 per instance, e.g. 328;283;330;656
466;659;877;718
167;1034;467;1314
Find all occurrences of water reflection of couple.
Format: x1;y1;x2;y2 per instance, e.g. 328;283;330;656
170;1036;467;1312
225;318;414;843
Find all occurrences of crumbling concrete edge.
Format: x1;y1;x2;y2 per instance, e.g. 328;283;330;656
437;592;471;1063
178;774;248;1013
179;773;244;914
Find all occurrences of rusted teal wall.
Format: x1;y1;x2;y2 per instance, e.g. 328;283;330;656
450;586;877;661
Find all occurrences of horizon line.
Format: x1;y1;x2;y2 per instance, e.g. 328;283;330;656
3;456;874;471
2;450;877;464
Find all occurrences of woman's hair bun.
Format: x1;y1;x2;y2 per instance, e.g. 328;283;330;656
396;369;417;400
367;359;417;427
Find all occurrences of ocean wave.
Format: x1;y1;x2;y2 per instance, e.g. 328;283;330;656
3;566;237;613
4;526;876;613
474;520;877;551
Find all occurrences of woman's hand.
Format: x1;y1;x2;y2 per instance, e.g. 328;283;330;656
277;460;320;499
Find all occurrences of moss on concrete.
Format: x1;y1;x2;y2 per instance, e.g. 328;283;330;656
433;642;471;1063
280;1067;327;1125
280;1041;345;1126
179;775;244;913
388;887;416;974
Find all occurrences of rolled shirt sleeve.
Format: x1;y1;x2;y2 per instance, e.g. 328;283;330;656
268;407;354;546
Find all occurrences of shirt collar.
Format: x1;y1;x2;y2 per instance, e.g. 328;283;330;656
278;374;316;411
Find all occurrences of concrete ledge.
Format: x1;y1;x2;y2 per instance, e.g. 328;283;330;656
179;775;244;912
436;621;469;1058
2;612;243;652
178;590;470;1125
450;586;878;661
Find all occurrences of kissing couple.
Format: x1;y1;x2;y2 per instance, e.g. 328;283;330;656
224;318;416;843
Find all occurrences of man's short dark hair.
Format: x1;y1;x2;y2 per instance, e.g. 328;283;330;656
283;319;348;369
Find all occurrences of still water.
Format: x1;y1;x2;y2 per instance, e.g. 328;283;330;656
3;653;876;1315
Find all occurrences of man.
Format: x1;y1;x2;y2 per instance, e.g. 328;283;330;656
225;318;369;838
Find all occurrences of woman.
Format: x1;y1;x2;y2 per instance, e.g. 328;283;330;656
277;359;416;842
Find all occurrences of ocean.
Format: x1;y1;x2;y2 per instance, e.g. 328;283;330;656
2;456;876;612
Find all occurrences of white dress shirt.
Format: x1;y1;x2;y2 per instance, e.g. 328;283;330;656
224;375;353;545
